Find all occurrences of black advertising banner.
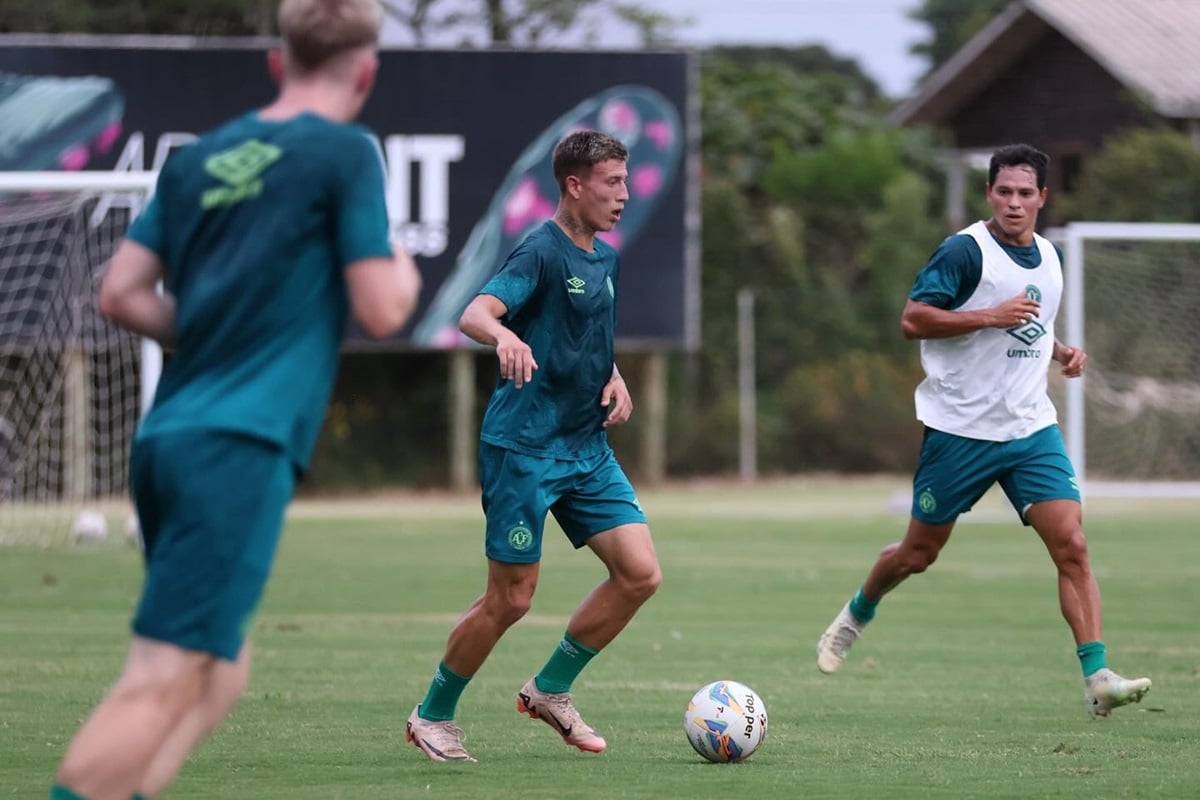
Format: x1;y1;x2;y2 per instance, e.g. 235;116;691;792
0;38;696;349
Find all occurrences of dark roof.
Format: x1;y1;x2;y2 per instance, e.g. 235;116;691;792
892;0;1200;126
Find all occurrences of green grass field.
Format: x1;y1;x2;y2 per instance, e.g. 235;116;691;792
3;478;1198;799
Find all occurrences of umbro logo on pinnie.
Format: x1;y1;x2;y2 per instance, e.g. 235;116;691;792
566;276;586;294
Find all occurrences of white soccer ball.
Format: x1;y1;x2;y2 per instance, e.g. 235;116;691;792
683;680;768;763
70;509;108;543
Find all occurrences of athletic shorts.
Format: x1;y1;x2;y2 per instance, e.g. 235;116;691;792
129;430;295;660
479;442;647;564
911;424;1080;525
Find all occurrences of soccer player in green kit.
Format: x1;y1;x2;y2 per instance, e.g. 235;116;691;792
815;144;1151;719
406;131;662;762
49;2;422;799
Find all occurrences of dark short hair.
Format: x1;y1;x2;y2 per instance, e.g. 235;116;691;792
552;130;628;193
988;144;1050;189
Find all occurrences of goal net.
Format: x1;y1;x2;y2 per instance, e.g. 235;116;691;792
1057;222;1200;498
0;171;158;544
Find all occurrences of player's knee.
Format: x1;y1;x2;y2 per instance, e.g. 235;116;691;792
199;653;252;722
1052;528;1090;574
633;563;662;599
110;657;210;718
901;544;939;574
487;585;535;626
622;561;662;603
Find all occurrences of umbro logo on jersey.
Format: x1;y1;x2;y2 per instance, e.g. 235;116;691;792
1007;284;1046;350
566;276;586;294
1006;320;1046;346
201;139;282;209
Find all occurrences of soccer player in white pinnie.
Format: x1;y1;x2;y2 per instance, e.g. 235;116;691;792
815;143;1151;719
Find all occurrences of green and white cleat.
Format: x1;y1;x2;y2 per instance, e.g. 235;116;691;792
1084;668;1152;718
816;602;866;674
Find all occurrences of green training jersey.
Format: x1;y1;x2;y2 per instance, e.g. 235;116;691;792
478;220;620;460
127;111;391;471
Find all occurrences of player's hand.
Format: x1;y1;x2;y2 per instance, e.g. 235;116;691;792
993;292;1041;328
601;375;633;428
1054;343;1087;378
495;331;537;388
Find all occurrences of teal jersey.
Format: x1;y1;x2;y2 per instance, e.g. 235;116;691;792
910;230;1064;310
478;221;619;460
127;112;392;470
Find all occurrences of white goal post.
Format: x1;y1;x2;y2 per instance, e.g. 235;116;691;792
0;170;160;541
1058;221;1200;498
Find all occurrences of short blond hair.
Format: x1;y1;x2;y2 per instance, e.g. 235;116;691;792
278;0;384;71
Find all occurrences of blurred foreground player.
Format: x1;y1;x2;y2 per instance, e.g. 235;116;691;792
50;2;421;798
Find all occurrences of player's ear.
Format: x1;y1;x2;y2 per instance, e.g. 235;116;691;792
354;53;379;96
565;173;583;199
267;48;285;85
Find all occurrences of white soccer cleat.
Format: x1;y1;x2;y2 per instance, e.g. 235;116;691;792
517;678;607;753
816;602;866;674
1084;668;1152;718
405;705;476;762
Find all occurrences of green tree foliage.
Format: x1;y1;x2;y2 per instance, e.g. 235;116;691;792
1057;129;1200;223
0;0;687;47
381;0;686;47
701;57;877;190
706;45;882;103
1054;129;1200;466
610;3;689;47
678;49;947;474
0;0;273;35
909;0;1009;76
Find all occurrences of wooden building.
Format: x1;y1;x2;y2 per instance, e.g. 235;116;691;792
890;0;1200;227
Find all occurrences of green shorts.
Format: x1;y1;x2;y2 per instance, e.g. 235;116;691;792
129;430;295;660
479;443;647;564
911;424;1080;525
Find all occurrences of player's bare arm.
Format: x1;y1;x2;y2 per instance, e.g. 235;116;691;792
98;239;177;346
900;292;1041;340
346;246;423;340
601;364;633;428
459;293;539;388
1053;340;1087;378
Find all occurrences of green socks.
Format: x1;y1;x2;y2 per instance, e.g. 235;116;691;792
534;632;599;694
1077;641;1107;677
419;661;471;721
420;632;599;721
848;587;879;624
421;632;598;719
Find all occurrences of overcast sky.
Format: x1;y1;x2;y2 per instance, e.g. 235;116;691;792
381;0;930;98
631;0;928;97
